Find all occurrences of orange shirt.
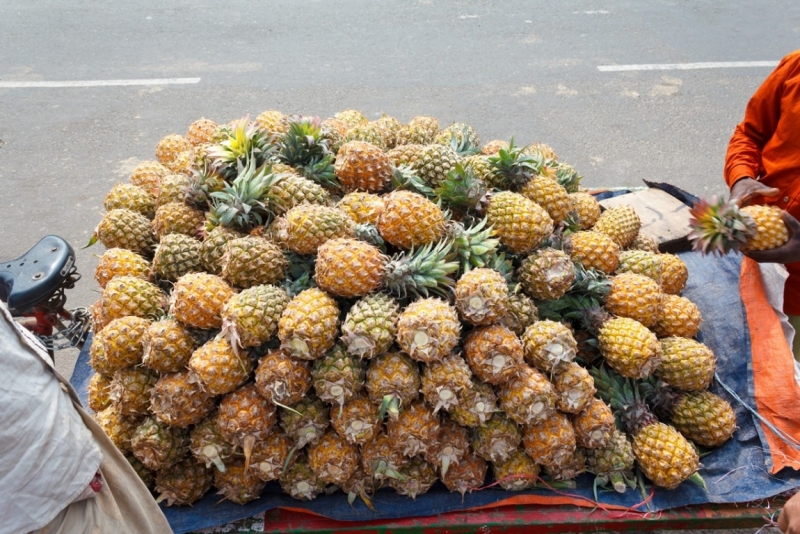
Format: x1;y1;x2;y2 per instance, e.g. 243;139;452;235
724;50;800;314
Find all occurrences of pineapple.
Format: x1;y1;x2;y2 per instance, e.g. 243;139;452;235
454;268;509;326
90;209;155;257
396;298;461;364
100;316;150;371
130;160;170;197
109;367;158;416
308;430;360;485
151;370;216;428
272;204;355;255
131;417;189;471
585;428;636;493
256;350;312;405
522;411;577;470
361;431;407;481
566;231;620;274
440;452;487;497
155;457;214;506
481;139;509;155
420;353;473;413
463;324;524;385
519;175;572;225
152;202;205;240
156;134;193;174
152;234;203;282
340;466;380;510
522;320;578;374
126;453;155;489
375;115;403;149
340;292;400;358
89;332;115;377
278;288;340;361
689;197;789;254
279;396;330;448
486;191;554;254
423;416;470;476
594;312;662;379
552;362;596;414
652;294;702;339
344;123;389;151
365;351;421;419
188;338;254;395
94;405;141;452
396;116;440;145
207;117;272;176
187;117;220;146
101;276;165;322
660;253;689;295
250;430;294;481
268;172;331;216
497;365;556;426
378;190;447;249
492;450;541;491
471;413;522;464
205;159;273;231
312;344;366;408
543;447;586;481
217;383;277;469
94;248;151;288
214;458;267;504
593;205;641;248
388;401;442;457
103;183;155;219
199;226;245;275
499;293;539;336
280;454;327;501
142;318;196;374
321;117;350;153
334;141;393;192
254;109;291;136
408;143;461;189
387;143;425;167
88;373;113;412
628;232;660;253
657;337;716;392
89;299;112;333
436;122;481;154
450;379;497;427
219;236;288;289
169;272;235;330
616;250;662;284
593;367;701;490
570;192;601;229
335;109;369;128
572;398;615;449
331;393;380;445
604;272;663;328
389;457;438;500
337;191;386;225
157;173;191;207
189;414;237;471
518;248;576;301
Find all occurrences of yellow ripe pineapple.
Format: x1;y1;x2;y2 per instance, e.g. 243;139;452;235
689;197;789;254
187;117;220;146
396;116;440;146
254;109;291;136
321;117;350;154
450;379;497;427
308;430;360;485
337;191;385;225
597;315;662;379
155;457;214;506
110;366;159;416
396;298;461;364
278;288;340;361
130;160;171;197
189;414;237;472
100;316;150;371
365;351;421;419
463;154;493;183
200;226;245;275
572;398;615;449
88;373;113;412
420;353;473;413
280;454;327;501
486;191;554;255
519;175;572;225
378;190;447;249
331;393;381;445
492;450;541;491
254;349;312;406
279;396;331;448
90;208;156;257
142;318;196;374
522;320;578;374
628;232;660;253
552;362;596;414
156;134;193;173
272;204;355;255
387;143;425;167
104;183;155;219
471;413;522;464
131;416;189;471
660;253;689;295
334;108;369;128
566;231;620;274
217;383;277;469
454;268;509;326
152;201;205;240
94;248;151;289
169;272;235;330
481;139;509;155
334;141;393;192
497;365;556;426
89;299;112;334
250;430;294;482
463;324;524;385
219;236;288;289
94;405;142;453
522;411;577;469
340;292;400;359
267;172;331;216
657;337;715;392
570;192;601;229
152;234;203;282
214;458;267;504
652;294;702;338
518;248;575;301
344;122;388;150
221;284;290;350
89;331;116;376
150;370;216;428
604;272;663;328
312;344;366;408
593;205;641;248
648;385;736;448
188;338;254;396
101;275;165;322
616;250;663;284
423;416;470;476
440;452;487;498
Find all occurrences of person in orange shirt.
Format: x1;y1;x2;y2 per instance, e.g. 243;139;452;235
725;49;800;355
725;50;800;534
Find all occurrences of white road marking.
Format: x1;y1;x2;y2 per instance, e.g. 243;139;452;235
598;61;778;72
577;10;610;14
459;14;478;19
0;78;201;88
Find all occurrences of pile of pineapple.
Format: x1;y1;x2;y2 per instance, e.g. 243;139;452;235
86;109;737;508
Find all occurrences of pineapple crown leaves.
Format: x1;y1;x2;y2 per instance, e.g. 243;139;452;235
207;116;274;171
487;139;545;191
554;163;583;193
435;163;490;216
445;218;500;275
688;196;756;256
185;163;227;209
590;365;657;437
207;158;275;231
282;250;317;297
441;125;481;157
355;223;386;250
278;117;341;192
537;263;610;323
637;375;682;419
382;240;459;300
391;164;435;198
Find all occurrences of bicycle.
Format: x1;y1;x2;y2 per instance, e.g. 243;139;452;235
1;235;91;359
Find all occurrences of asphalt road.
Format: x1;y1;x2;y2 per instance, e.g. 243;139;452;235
1;2;797;531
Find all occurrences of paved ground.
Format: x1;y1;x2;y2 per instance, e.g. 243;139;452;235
1;1;798;532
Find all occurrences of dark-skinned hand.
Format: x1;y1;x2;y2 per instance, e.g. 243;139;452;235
778;491;800;533
744;211;800;264
730;177;780;207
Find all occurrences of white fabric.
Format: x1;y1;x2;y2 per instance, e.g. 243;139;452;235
0;302;102;534
756;262;800;385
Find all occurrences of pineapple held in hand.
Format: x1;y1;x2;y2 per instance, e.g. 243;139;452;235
689;197;788;254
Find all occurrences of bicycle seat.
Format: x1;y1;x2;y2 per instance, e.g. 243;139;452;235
0;236;75;313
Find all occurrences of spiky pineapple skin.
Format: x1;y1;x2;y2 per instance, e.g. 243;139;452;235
652;294;702;338
220;236;288;289
103;183;155;219
522;411;577;469
471;413;522;464
598;317;662;379
312;344;366;407
130;160;170;197
365;351;421;410
454;268;509;326
396;298;461;364
331;393;380;445
660;254;688;295
741;205;790;251
593;205;641;248
151;370;215;428
572;398;615;449
279;288;340;361
93;209;156;257
633;422;699;490
518;248;575;301
215;459;267;505
463;324;524;385
492;450;541;491
604;272;663;328
315;238;385;298
189;338;253;396
498;366;556;426
335;141;393;192
522;320;578;374
570;192;601;229
308;430;360;485
110;367;158;416
552;362;596;414
254;349;312;406
131;416;189;471
486;191;554;255
142;318;196;374
519;176;572;225
152;234;203;282
378;191;447;249
567;231;620;274
669;391;737;448
420;353;473;413
657;337;716;392
170;272;235;330
341;292;399;358
155;457;214;506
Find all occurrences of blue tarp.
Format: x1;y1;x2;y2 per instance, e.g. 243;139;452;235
70;251;800;534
